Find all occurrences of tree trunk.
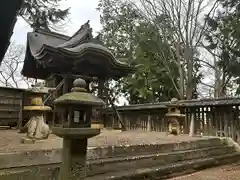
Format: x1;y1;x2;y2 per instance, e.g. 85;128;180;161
176;42;185;100
186;47;194;100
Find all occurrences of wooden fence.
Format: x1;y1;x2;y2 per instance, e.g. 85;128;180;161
0;85;239;142
105;98;240;141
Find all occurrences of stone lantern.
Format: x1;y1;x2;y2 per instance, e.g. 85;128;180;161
52;78;105;180
165;106;185;135
21;90;52;143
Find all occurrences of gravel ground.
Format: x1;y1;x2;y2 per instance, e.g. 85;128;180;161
0;129;206;153
168;163;240;180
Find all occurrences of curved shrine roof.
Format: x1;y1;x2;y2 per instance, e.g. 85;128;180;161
22;21;134;80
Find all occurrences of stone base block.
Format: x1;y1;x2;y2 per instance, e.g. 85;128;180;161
21;137;36;144
91;123;104;129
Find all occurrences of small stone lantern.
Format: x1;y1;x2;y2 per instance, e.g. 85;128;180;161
165;106;185;135
21;91;52;143
52;78;105;180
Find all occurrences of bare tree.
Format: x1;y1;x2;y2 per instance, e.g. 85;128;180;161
129;0;219;100
0;42;37;88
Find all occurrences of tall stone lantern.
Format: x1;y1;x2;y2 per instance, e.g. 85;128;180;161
52;78;105;180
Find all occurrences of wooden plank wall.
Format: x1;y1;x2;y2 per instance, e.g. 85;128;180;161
105;105;240;141
0;87;23;127
105;109;168;131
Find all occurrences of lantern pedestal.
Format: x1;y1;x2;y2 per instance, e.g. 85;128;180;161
52;128;100;179
52;128;100;139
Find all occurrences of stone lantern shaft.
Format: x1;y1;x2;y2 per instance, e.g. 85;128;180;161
52;78;105;180
61;137;88;179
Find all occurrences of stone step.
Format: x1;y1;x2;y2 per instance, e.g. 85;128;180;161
0;144;235;179
86;152;240;180
86;145;235;177
90;138;226;159
0;137;226;169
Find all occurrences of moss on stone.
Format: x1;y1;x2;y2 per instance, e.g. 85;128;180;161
54;92;105;106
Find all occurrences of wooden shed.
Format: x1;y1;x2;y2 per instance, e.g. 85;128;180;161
0;86;24;127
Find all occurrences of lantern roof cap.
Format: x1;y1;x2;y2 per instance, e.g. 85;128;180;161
54;78;105;106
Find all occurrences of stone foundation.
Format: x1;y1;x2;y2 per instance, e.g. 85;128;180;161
0;130;240;179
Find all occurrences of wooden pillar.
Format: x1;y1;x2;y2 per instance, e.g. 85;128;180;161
237;106;240;142
189;110;195;137
201;107;205;135
62;77;70;124
230;108;235;139
213;107;216;135
97;79;104;99
214;107;219;136
137;115;141;130
17;91;24;129
207;107;211;136
124;114;129;131
196;107;199;135
161;116;165;132
223;107;228;137
147;112;152;132
219;108;223;136
118;113;123;129
184;108;189;133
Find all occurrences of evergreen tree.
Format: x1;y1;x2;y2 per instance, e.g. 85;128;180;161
205;0;240;95
20;0;70;30
97;0;179;104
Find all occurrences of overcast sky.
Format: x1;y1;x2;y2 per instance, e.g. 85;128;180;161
8;0;214;101
10;0;129;105
12;0;101;44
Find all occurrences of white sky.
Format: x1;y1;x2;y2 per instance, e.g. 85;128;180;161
12;0;101;44
8;0;216;103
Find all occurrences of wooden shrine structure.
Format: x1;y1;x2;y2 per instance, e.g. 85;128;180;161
21;21;134;127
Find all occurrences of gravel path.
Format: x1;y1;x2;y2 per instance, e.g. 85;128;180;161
0;129;206;153
168;163;240;180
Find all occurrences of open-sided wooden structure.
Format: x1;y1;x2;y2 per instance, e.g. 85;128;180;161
21;21;134;128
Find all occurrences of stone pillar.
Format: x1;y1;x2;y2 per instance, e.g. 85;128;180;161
60;138;88;179
92;79;105;128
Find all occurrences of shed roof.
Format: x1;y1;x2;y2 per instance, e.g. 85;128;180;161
106;102;167;112
106;97;240;113
168;97;240;107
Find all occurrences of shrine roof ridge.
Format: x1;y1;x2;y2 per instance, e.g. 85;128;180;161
34;28;70;40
